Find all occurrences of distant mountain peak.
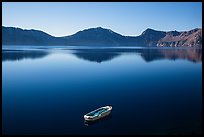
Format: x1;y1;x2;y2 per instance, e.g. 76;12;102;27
141;28;160;35
146;28;155;31
71;27;122;37
95;27;103;29
82;27;113;32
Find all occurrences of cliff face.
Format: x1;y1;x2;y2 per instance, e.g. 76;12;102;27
157;28;202;47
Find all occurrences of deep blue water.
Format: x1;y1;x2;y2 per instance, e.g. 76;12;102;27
2;46;202;135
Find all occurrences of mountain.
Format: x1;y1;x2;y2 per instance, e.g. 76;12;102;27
139;28;166;46
157;28;202;47
2;26;202;47
64;27;126;46
2;26;67;45
63;27;167;46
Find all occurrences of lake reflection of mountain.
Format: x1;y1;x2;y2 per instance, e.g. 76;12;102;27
159;49;202;63
140;48;202;63
2;48;202;63
73;52;120;63
2;50;49;62
71;48;202;63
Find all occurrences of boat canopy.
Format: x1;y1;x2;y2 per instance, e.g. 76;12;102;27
86;107;109;117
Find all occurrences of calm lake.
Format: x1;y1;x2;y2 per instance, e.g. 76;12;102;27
2;46;202;135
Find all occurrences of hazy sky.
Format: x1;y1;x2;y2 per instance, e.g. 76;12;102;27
2;2;202;37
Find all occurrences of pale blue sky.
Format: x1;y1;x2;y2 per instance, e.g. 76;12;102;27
2;2;202;37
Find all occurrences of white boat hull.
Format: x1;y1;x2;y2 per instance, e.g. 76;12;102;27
84;106;112;121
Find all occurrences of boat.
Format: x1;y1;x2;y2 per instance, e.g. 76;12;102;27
84;106;112;121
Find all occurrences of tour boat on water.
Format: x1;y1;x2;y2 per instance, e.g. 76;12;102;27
84;106;112;121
